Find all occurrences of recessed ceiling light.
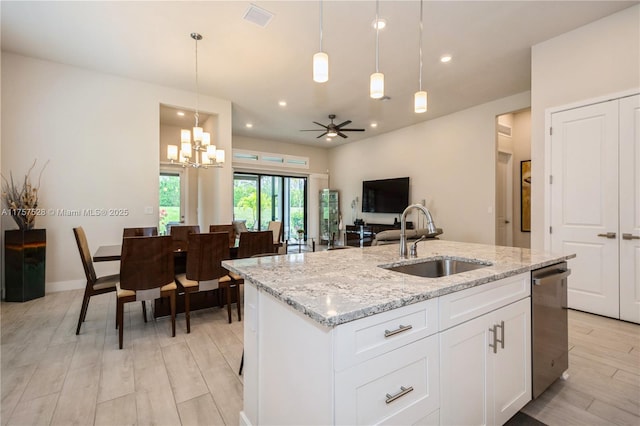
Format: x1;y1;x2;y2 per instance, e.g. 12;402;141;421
245;123;253;128
440;54;452;63
372;18;386;30
176;111;185;116
370;122;378;128
278;100;287;107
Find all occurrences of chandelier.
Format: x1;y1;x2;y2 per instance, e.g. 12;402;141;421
167;33;225;168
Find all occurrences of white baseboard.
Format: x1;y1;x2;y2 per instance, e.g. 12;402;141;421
46;279;85;293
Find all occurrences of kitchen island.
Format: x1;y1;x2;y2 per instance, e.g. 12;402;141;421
223;240;574;426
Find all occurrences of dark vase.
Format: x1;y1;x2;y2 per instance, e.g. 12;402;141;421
4;229;46;302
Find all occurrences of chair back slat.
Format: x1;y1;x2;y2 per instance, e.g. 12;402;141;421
123;227;158;237
238;230;274;259
73;227;97;283
120;236;174;291
186;232;229;281
209;224;236;247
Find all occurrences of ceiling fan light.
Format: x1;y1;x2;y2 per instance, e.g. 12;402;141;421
327;130;338;137
414;91;428;113
370;72;384;99
313;52;329;83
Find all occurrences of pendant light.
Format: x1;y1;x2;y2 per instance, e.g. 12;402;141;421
313;0;329;83
370;0;384;99
167;33;225;168
414;0;428;113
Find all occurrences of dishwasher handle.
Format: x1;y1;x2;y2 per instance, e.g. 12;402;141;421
533;269;571;286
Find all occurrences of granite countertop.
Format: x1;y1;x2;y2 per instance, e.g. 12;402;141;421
222;240;574;328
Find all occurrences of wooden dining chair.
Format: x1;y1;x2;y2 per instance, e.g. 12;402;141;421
175;232;239;330
123;227;158;237
209;224;236;247
237;230;275;258
116;235;176;349
73;227;120;335
170;225;200;249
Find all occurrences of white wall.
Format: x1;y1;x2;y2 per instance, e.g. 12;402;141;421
511;110;531;249
1;53;232;291
531;4;640;250
329;91;531;244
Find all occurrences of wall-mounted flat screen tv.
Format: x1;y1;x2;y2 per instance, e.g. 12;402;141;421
362;177;409;214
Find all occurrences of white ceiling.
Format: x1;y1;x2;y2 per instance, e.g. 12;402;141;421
2;1;637;147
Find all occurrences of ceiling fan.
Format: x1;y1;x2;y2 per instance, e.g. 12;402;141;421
300;114;365;139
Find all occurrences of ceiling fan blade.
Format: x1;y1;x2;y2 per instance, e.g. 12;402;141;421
339;128;365;132
312;121;329;129
338;131;348;138
335;120;352;128
316;131;328;138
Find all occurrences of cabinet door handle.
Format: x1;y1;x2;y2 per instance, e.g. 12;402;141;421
488;325;497;354
496;320;505;349
384;324;412;338
597;232;616;239
385;386;414;404
623;233;640;240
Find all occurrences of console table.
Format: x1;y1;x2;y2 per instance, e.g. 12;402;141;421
345;223;413;247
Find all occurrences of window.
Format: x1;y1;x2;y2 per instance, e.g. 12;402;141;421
159;170;184;235
233;172;307;240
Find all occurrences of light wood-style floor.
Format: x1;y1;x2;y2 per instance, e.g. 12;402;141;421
1;290;639;425
1;290;243;425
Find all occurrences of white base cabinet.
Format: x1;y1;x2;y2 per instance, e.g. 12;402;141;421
440;298;531;426
241;272;531;426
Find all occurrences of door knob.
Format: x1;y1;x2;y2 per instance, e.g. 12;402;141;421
505;220;510;224
623;233;640;240
597;232;616;239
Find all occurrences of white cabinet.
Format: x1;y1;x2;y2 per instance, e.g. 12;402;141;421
439;273;531;426
241;273;532;426
550;93;640;323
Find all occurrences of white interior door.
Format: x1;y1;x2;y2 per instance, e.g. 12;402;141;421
619;94;640;323
550;100;620;318
496;151;513;247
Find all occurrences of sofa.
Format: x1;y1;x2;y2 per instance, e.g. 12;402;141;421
371;227;443;246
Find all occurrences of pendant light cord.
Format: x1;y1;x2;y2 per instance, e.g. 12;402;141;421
418;0;423;91
194;33;200;127
319;0;323;52
375;0;380;73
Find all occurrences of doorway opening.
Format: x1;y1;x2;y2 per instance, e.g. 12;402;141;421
495;109;531;248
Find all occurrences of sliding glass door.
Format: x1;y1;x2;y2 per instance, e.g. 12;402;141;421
234;172;307;240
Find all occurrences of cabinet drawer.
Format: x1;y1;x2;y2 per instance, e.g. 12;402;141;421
439;272;530;331
335;334;439;426
334;298;438;371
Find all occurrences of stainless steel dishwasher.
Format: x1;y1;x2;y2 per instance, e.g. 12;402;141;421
531;261;571;398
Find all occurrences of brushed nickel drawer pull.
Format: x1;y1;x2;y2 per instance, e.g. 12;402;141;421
623;233;640;240
597;232;616;239
496;320;505;349
385;386;414;404
489;325;497;354
384;324;413;338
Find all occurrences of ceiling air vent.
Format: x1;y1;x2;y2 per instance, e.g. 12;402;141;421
243;4;274;28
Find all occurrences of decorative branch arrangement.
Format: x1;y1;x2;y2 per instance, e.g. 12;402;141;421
1;159;49;230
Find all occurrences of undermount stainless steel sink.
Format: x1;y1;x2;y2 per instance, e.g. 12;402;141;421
383;257;491;278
